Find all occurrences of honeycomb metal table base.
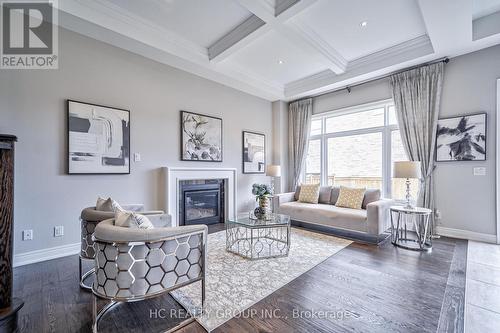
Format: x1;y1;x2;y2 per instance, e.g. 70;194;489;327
226;214;291;260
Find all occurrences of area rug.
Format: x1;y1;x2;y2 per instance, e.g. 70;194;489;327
170;228;352;332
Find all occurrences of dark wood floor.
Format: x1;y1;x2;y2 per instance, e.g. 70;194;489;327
13;224;466;333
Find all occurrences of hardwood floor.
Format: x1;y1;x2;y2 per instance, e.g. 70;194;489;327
13;224;466;333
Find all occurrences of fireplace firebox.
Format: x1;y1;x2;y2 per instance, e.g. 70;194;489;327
179;179;225;225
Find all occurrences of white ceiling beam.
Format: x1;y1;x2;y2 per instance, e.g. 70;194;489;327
235;0;275;22
283;17;347;73
473;11;500;41
56;0;284;101
209;0;316;63
285;35;435;99
211;0;346;73
417;0;472;54
208;15;265;60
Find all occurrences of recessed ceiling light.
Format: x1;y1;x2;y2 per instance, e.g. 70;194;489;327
278;60;284;64
360;21;368;28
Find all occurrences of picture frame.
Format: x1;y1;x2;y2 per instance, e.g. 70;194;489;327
67;100;130;175
66;99;130;175
242;131;266;174
436;112;487;162
180;111;223;162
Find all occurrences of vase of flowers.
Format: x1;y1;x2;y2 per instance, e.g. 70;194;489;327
252;183;273;219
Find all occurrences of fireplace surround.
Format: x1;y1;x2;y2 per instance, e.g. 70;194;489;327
163;167;237;227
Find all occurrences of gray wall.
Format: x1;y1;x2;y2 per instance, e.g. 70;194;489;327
313;44;500;238
0;28;272;255
272;100;289;193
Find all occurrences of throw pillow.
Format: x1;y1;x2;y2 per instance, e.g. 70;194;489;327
115;210;154;229
96;197;123;212
335;186;366;209
298;184;320;204
96;197;113;211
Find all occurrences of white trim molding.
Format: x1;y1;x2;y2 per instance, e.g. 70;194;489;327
436;226;497;244
496;79;500;244
163;167;237;227
14;242;80;267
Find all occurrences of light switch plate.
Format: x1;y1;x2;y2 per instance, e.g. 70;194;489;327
54;226;64;237
473;167;486;176
134;153;141;162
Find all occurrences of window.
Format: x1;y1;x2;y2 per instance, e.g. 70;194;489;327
304;100;413;200
391;130;419;200
305;139;321;184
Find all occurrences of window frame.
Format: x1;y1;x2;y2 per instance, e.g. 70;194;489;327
304;99;401;198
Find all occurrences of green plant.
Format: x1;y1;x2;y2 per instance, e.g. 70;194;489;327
252;183;272;199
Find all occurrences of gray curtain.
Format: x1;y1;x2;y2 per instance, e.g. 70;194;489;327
390;62;444;233
288;98;312;191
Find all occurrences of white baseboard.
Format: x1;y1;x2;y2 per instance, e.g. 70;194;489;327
14;242;80;267
436;226;497;243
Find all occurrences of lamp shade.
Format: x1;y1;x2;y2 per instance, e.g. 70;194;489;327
393;161;421;179
266;165;281;177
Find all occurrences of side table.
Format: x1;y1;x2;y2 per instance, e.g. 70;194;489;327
390;206;432;252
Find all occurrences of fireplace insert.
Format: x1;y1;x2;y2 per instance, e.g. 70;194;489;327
179;179;225;225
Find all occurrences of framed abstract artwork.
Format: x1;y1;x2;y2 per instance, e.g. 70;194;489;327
242;131;265;174
436;113;487;161
181;111;223;162
67;100;130;174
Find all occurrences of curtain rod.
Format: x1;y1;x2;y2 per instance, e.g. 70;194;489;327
309;57;450;99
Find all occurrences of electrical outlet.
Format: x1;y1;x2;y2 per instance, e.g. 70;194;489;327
134;153;141;162
435;210;442;220
22;230;33;241
54;226;64;237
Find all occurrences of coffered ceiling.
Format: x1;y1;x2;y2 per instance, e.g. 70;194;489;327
55;0;500;101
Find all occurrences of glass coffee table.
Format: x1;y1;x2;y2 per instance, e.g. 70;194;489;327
226;212;291;260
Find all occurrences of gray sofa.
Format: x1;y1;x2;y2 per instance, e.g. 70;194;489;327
275;186;392;243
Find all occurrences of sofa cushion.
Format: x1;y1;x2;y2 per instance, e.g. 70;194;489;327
298;184;320;203
278;201;368;233
318;186;332;204
330;186;340;205
362;189;381;209
335;186;366;209
294;185;301;201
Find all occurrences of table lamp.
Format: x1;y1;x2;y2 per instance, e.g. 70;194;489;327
266;165;281;194
393;161;421;209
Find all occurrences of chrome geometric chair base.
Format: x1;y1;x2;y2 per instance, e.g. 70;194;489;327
91;284;204;333
79;256;95;291
91;218;206;333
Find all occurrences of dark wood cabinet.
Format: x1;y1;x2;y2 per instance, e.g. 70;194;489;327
0;135;23;332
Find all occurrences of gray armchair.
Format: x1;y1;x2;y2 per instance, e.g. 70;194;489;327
79;204;163;290
91;215;207;332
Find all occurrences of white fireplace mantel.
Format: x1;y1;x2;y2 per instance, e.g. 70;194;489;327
162;167;237;227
